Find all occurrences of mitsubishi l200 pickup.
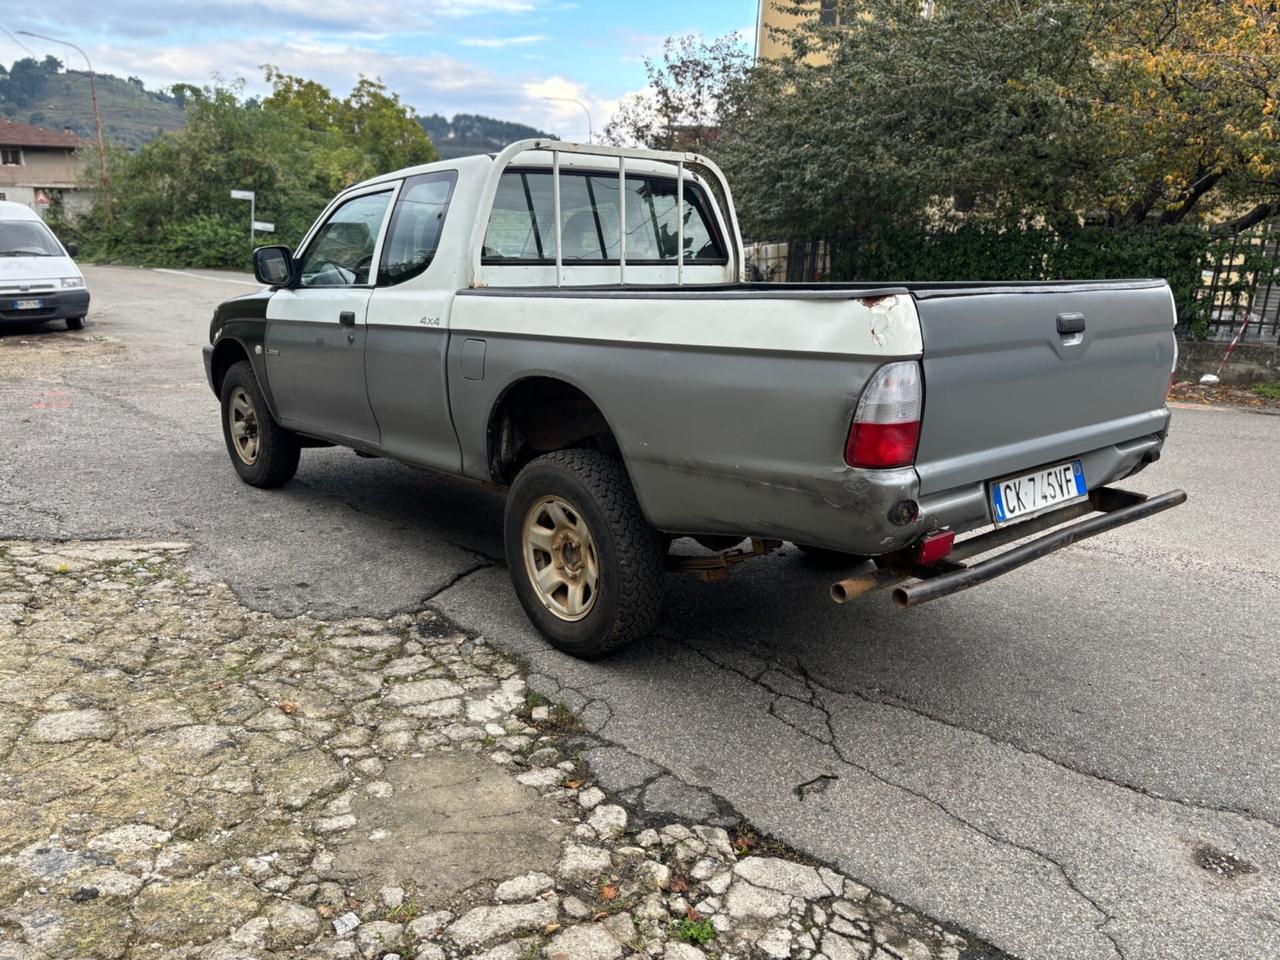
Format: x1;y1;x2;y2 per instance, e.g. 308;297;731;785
203;140;1185;658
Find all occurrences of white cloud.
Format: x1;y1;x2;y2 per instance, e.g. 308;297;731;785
458;35;547;48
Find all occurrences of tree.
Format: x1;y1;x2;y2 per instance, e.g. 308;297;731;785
630;0;1279;241
605;34;750;153
64;70;440;267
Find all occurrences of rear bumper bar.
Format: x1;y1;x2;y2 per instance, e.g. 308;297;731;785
831;487;1187;608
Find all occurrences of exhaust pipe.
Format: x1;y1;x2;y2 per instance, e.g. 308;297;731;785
830;568;903;604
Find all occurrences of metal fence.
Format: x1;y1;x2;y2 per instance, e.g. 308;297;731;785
1196;219;1280;344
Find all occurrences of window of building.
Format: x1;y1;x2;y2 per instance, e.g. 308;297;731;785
819;0;839;25
482;169;726;265
0;149;22;166
378;171;457;286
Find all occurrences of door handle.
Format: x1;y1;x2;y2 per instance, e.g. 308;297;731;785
339;311;356;326
1056;312;1086;335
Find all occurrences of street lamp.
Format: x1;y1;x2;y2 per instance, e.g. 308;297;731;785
18;30;112;225
542;97;593;144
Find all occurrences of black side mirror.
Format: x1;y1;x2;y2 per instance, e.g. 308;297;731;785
253;245;293;287
64;242;79;257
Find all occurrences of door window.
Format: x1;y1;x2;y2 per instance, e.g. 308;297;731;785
482;170;725;264
379;171;458;285
297;191;392;287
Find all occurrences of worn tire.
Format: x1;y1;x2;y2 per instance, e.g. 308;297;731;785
65;316;85;331
220;360;300;488
504;450;666;659
795;543;869;568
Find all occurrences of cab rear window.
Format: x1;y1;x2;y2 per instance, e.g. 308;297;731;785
482;169;726;265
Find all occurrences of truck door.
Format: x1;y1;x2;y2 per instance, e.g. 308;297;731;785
265;187;393;445
365;170;463;472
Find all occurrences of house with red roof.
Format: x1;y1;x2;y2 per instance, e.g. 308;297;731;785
0;118;89;215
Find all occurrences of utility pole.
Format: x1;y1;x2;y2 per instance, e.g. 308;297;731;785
18;31;112;226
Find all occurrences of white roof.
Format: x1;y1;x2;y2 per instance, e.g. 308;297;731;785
0;200;41;221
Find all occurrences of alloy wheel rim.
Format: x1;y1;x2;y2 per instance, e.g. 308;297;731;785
522;495;600;622
229;387;260;465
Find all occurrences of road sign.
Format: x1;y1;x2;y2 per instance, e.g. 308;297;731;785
33;190;50;206
230;189;255;201
252;221;275;233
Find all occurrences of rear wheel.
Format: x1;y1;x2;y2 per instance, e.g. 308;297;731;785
65;316;85;331
795;543;869;567
504;450;666;659
220;360;300;488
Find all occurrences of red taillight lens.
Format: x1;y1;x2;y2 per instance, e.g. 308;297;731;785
845;362;923;468
846;421;920;468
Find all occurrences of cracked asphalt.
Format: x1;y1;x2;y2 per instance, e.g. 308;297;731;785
3;264;1278;960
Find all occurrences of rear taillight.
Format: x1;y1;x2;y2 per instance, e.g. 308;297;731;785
1166;337;1179;401
845;361;922;469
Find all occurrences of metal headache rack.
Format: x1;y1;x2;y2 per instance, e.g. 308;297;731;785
469;139;745;288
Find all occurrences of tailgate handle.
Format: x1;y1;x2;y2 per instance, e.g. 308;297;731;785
1056;312;1086;335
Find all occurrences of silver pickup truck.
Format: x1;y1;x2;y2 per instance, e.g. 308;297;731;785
203;140;1185;658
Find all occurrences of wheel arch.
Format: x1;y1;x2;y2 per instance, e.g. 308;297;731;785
485;374;630;488
209;331;281;420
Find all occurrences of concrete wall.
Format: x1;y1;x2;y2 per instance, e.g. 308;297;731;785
1177;338;1280;386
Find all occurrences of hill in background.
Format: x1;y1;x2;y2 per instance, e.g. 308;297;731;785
0;57;184;150
419;113;555;158
1;57;554;157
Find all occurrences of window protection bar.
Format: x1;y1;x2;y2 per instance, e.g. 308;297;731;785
470;139;744;288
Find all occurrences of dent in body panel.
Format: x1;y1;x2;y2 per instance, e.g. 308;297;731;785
864;294;920;354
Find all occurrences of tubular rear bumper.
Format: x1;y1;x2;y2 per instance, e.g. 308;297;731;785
831;487;1186;607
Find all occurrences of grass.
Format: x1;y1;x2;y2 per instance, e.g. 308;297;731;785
384;899;421;923
1251;380;1280;400
671;916;717;945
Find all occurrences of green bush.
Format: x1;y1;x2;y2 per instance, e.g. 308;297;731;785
823;224;1216;331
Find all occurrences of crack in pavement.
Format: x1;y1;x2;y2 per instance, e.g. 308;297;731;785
667;628;1129;960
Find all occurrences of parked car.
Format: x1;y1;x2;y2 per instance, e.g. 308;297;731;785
0;201;89;331
203;140;1185;658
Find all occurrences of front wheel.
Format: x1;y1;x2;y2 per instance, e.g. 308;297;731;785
504;450;666;659
220;360;300;488
65;316;85;331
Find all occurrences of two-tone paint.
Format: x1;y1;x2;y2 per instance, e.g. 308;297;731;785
204;141;1177;558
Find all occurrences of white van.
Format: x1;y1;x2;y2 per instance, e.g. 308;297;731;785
0;200;89;330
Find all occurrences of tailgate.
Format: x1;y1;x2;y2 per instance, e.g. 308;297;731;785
913;281;1175;495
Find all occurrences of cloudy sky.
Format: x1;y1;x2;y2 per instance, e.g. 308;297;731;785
2;1;752;139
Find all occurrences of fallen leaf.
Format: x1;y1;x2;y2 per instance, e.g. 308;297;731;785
543;922;560;935
601;883;619;901
563;779;582;790
669;876;689;893
591;911;609;922
278;700;298;715
685;907;700;921
208;681;224;690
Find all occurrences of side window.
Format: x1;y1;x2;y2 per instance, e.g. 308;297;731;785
297;191;392;287
481;170;725;264
378;171;457;286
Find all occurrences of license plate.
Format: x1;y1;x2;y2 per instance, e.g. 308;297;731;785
990;459;1088;526
11;299;43;310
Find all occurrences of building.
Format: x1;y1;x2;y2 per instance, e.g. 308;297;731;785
755;0;838;61
0;118;90;216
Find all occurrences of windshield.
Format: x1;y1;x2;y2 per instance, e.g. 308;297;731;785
0;219;64;257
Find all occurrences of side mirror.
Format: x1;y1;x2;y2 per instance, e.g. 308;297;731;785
64;242;79;258
253;245;293;287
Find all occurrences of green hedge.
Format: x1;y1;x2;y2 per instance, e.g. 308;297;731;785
824;224;1216;331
